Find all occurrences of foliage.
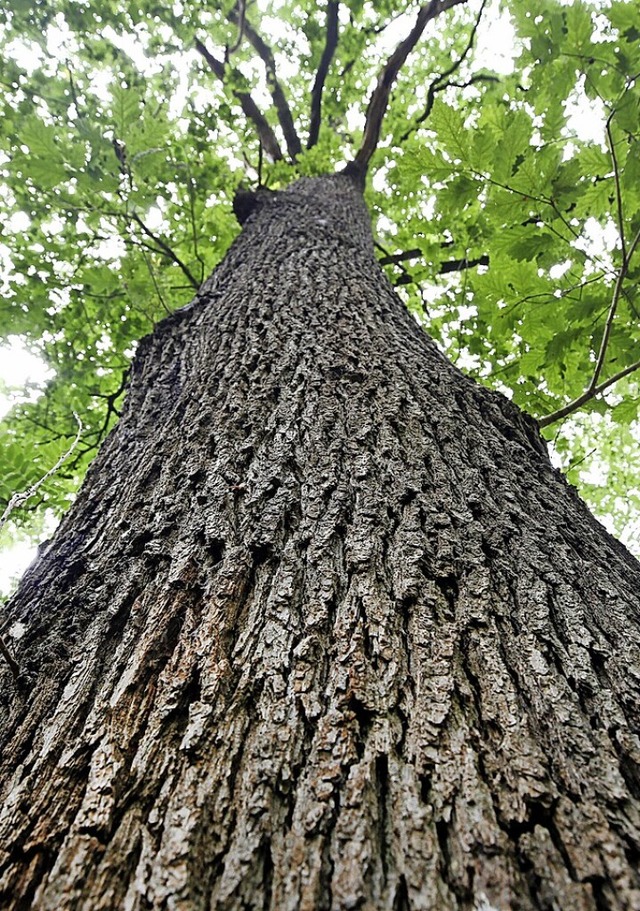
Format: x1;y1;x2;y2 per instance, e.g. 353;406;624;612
1;0;639;557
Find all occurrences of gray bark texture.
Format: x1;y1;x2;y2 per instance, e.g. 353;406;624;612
1;174;640;911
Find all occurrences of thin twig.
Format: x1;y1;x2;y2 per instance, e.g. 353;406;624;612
308;1;340;149
228;4;302;159
539;227;640;428
606;112;627;264
129;212;200;290
185;162;207;283
93;369;131;445
0;413;83;531
400;0;489;142
227;0;246;55
139;244;172;315
194;37;283;161
348;0;469;177
567;446;598;473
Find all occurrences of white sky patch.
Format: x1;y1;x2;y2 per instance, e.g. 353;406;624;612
89;224;126;262
101;24;152;73
474;2;519;75
46;14;79;59
42;214;66;237
0;513;60;597
87;69;113;104
5;38;45;75
4;211;31;234
144;205;166;231
0;540;39;595
564;78;607;144
346;103;366;135
0;337;54;420
574;216;619;265
549;259;573;280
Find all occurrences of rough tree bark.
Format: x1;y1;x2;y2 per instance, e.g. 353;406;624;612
1;174;640;911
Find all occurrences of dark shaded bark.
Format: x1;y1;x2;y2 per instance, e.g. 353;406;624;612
1;175;640;910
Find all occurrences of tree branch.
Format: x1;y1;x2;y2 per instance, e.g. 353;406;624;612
346;0;469;178
392;253;489;282
129;212;200;290
228;4;301;160
440;253;489;274
400;72;497;141
400;0;489;142
378;246;488;272
1;413;83;531
227;0;246;55
194;37;283;161
538;357;640;429
378;247;422;266
589;225;640;392
308;1;340;150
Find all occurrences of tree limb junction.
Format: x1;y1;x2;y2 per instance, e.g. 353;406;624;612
348;0;469;178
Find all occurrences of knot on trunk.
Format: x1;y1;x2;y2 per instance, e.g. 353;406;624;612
233;187;274;226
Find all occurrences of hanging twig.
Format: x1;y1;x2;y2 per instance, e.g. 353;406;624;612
606;115;628;264
227;0;246;56
184;161;207;283
308;1;340;149
0;411;83;682
195;37;283;161
138;244;173;314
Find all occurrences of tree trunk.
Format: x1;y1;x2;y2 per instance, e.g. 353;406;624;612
2;174;640;911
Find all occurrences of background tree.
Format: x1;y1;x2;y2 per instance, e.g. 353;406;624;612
1;1;640;908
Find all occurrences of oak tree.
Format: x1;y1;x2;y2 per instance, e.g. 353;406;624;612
1;1;640;908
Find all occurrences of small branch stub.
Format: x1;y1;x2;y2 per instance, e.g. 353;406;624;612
233;187;274;226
